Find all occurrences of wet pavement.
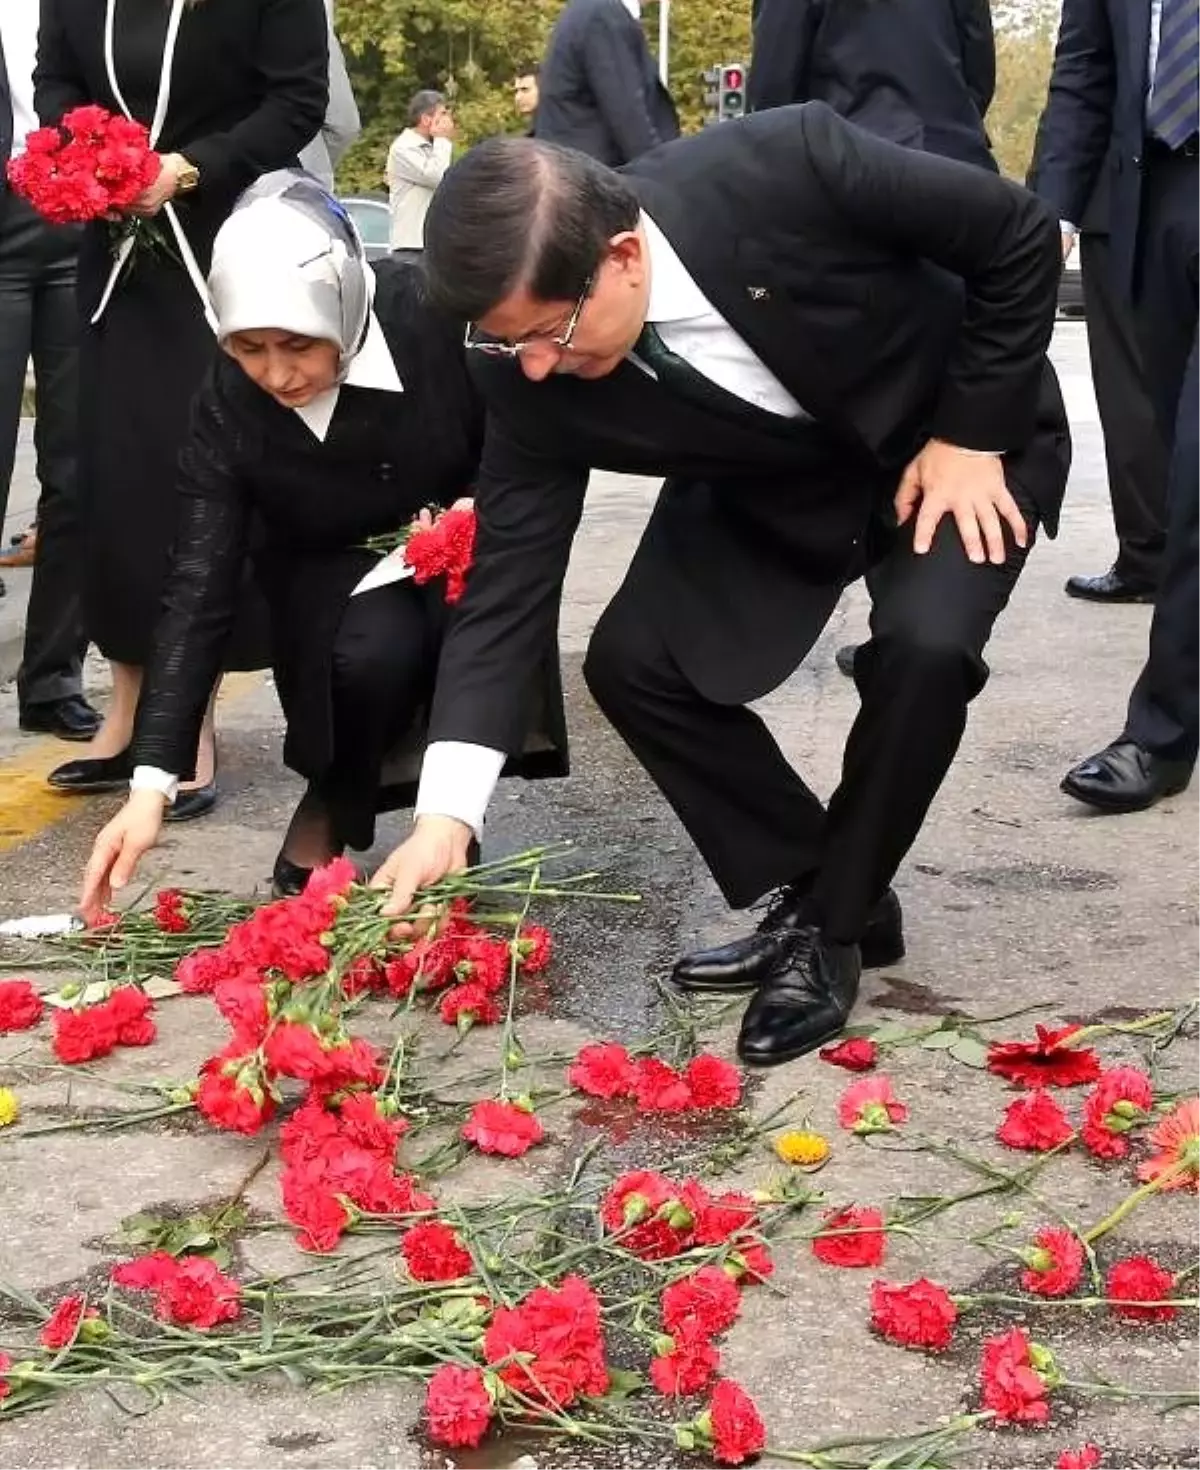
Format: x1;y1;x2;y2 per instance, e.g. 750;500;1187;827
0;322;1196;1469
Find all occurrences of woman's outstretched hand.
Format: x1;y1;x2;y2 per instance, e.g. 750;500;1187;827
79;790;168;923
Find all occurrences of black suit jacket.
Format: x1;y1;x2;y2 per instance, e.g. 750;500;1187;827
428;104;1067;755
1028;0;1155;294
748;0;996;172
0;28;12;181
534;0;679;165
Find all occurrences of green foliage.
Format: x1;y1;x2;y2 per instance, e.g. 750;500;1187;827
990;14;1058;180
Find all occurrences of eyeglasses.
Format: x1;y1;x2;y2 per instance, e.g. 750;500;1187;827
463;275;594;358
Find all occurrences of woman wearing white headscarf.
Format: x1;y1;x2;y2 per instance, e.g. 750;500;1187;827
80;173;566;913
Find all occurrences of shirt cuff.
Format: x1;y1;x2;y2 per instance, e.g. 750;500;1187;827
131;766;179;804
1060;220;1078;235
414;741;506;837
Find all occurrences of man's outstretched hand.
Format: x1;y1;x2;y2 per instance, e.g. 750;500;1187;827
895;438;1027;565
370;814;475;934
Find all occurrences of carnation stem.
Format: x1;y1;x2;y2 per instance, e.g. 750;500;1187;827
1083;1156;1192;1244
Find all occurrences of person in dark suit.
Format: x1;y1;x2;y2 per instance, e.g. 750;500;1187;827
1031;0;1197;811
370;108;1070;1069
0;9;98;740
78;176;566;917
748;0;997;174
533;0;678;165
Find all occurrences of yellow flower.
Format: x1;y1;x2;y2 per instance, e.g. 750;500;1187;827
0;1087;19;1128
775;1129;830;1167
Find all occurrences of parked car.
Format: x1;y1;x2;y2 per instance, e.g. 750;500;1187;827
338;193;390;260
1058;245;1085;319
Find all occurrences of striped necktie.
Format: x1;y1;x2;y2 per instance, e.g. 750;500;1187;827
1147;0;1200;150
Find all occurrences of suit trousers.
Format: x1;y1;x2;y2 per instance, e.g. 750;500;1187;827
584;484;1036;941
1122;149;1199;764
1079;229;1168;587
0;196;87;709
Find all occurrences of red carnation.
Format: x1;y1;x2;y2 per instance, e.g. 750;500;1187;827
483;1275;608;1408
650;1335;720;1396
979;1326;1053;1424
153;888;189;933
819;1036;878;1071
213;974;270;1043
987;1024;1101;1088
1105;1255;1177;1321
175;947;234;994
683;1054;743;1109
262;1020;336;1081
403;505;476;603
513;923;553;973
438;981;501;1030
567;1041;639;1099
996;1089;1074;1152
112;1251;177;1291
196;1048;276;1134
634;1056;693;1113
811;1206;886;1268
0;978;44;1032
705;1379;767;1466
837;1075;908;1134
0;1352;10;1400
869;1278;958;1352
662;1266;742;1339
1021;1227;1085;1297
462;1098;543;1157
1081;1067;1154;1159
401;1221;473;1282
156;1256;242;1329
425;1363;493;1448
40;1294;101;1350
602;1171;697;1260
52;1003;117;1064
106;985;156;1046
1058;1447;1102;1469
693;1190;757;1246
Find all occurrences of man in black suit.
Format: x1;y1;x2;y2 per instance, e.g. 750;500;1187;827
533;0;678;165
1032;0;1198;811
0;12;98;739
372;106;1069;1067
749;0;997;174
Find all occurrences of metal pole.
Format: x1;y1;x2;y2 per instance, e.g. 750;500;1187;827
657;0;670;87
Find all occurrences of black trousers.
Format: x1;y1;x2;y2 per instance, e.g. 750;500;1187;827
1079;229;1168;588
0;196;87;709
315;577;443;851
585;487;1036;942
1122;149;1199;765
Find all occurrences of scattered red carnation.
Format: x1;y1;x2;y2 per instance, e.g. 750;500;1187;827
425;1363;494;1448
0;978;44;1033
634;1056;693;1112
706;1379;767;1466
1021;1227;1085;1298
812;1206;886;1268
819;1037;878;1071
1137;1097;1199;1192
153;888;190;934
513;923;553;973
979;1326;1053;1424
438;981;501;1030
401;1221;474;1282
567;1041;640;1098
1105;1255;1178;1321
52;987;156;1064
987;1023;1102;1088
462;1098;544;1157
683;1054;743;1109
650;1335;721;1396
1058;1447;1102;1469
1081;1067;1154;1159
113;1252;241;1329
996;1089;1074;1152
40;1294;100;1350
869;1277;958;1351
483;1275;608;1409
837;1075;908;1134
662;1266;742;1339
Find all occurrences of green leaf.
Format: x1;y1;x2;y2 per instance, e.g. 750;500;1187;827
920;1031;960;1050
603;1367;644;1400
675;1427;697;1451
948;1036;990;1069
870;1021;915;1045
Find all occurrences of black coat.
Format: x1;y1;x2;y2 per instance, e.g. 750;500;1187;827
1027;0;1158;296
427;104;1069;758
748;0;996;172
129;259;568;792
534;0;679;166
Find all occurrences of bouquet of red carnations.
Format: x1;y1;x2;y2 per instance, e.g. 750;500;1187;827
6;105;160;225
365;504;477;604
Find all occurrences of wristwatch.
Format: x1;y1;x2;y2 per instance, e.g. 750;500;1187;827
175;157;200;193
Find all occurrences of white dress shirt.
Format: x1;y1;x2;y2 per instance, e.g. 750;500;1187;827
130;313;405;802
414;210;805;836
0;2;42;156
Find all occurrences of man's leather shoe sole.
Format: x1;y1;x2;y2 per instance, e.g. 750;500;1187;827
47;750;133;793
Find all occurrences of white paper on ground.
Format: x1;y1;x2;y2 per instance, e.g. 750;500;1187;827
351;546;415;597
0;913;84;939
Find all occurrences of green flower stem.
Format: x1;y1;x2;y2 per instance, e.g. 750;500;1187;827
953;1290;1199;1311
13;1101;196;1137
1067;1010;1176;1046
1083;1156;1193;1244
1061;1379;1199;1407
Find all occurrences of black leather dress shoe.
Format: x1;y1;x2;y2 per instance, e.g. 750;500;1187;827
1061;739;1193;813
1064;569;1156;603
47;749;133;793
737;926;862;1067
272;853;313;898
835;643;859;677
671;886;903;993
20;694;102;742
165;782;219;823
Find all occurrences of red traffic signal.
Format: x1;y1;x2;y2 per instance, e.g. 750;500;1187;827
721;66;744;89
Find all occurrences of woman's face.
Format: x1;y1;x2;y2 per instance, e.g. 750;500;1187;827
224;328;341;407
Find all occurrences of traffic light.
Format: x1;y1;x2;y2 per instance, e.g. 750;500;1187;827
701;62;748;124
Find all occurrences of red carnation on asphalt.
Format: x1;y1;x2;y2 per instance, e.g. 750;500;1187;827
461;1098;543;1157
1058;1447;1102;1469
1021;1227;1085;1297
683;1054;743;1109
980;1326;1053;1424
634;1056;693;1112
0;978;44;1033
0;1353;13;1400
602;1170;697;1260
1081;1067;1154;1159
106;985;156;1046
40;1295;101;1350
1137;1097;1200;1192
52;1003;117;1063
819;1036;878;1071
153;888;189;933
513;923;553;973
706;1379;767;1466
996;1089;1075;1151
650;1335;720;1396
869;1278;958;1351
1105;1255;1178;1321
425;1363;493;1448
662;1266;742;1339
812;1206;886;1268
196;1048;276;1134
401;1221;474;1282
483;1275;608;1409
987;1023;1102;1088
567;1041;639;1099
438;981;501;1030
114;1253;241;1329
837;1075;908;1134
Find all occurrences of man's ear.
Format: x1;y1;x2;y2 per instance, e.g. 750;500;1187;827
607;228;646;281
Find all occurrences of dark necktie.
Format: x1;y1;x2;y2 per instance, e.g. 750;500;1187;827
633;322;807;433
1147;0;1199;150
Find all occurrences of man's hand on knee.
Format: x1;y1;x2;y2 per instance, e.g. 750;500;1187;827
896;439;1028;566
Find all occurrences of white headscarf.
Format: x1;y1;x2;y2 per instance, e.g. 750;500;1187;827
208;170;372;381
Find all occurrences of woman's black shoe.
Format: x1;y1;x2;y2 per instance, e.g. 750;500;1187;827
47;749;133;793
272;853;313;898
165;782;218;823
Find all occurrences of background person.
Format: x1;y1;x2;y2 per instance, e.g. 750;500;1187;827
514;67;540;129
385;90;453;254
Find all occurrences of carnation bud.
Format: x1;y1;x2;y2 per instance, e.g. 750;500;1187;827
165;1086;196;1106
721;1259;742;1280
58;981;82;1001
456;1013;476;1035
653;1333;677;1356
622;1192;651;1225
318;931;336;947
78;1318;110;1345
751;1182;787;1204
1110;1100;1140;1121
1103;1108;1136;1133
484;1254;504;1272
1001;1212;1024;1228
663;1200;694;1230
503;1046;524;1070
1024;1247;1053;1274
376;1096;402;1118
1028;1340;1062;1386
512;1093;535;1113
852;1103;894;1135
